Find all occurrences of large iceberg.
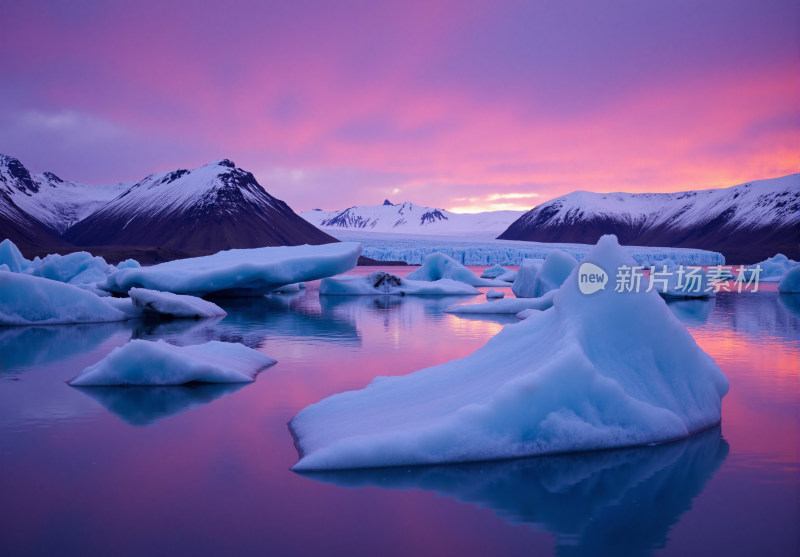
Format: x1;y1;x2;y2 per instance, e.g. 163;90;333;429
102;242;363;296
0;271;128;326
0;239;30;273
31;251;110;285
512;249;577;298
405;252;507;287
69;339;276;386
778;266;800;293
290;235;729;470
320;271;479;296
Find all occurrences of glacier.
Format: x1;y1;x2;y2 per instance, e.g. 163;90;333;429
102;242;363;296
333;231;725;266
69;339;276;386
290;235;729;470
406;252;509;286
320;271;480;296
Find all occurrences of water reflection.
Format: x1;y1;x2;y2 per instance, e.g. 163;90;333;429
300;427;728;557
72;383;247;426
665;297;715;325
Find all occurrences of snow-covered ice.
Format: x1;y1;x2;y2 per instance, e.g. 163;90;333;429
486;289;505;299
512;250;577;298
745;254;799;283
445;290;556;315
481;264;511;279
0;271;128;326
320;271;480;296
405;252;508;287
129;288;227;318
778;266;800;293
102;242;363;296
290;235;729;470
69;339;276;386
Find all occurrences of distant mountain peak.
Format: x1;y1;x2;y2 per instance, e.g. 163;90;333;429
383;199;393;206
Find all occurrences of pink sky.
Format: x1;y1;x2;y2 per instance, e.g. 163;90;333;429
0;0;797;212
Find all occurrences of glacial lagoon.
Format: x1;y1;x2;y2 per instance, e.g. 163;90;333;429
1;267;797;557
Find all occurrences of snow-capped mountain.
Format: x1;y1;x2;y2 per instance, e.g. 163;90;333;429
63;159;336;251
0;155;129;235
301;200;523;237
0;155;336;257
498;174;800;263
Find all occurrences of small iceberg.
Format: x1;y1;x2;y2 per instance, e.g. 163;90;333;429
480;264;511;279
102;242;363;296
777;266;800;293
69;339;276;386
405;252;508;287
129;288;227;318
743;253;799;283
445;290;556;315
512;250;577;298
290;235;729;470
485;289;505;299
0;271;128;326
320;271;479;296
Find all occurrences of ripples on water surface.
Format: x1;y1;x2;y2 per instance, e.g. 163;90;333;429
0;268;797;557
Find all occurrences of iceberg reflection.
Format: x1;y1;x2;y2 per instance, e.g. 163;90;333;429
73;383;247;426
299;427;728;557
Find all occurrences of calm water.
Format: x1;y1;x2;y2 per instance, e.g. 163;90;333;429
1;267;798;557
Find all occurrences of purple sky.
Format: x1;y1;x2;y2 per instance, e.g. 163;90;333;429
1;0;797;212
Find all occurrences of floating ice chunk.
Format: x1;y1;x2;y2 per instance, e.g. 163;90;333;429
272;282;305;293
745;254;800;282
115;258;141;271
290;235;729;470
102;242;363;296
320;271;480;296
496;269;517;282
0;239;31;273
0;271;128;326
445;290;556;314
512;249;577;298
129;288;227;318
69;339;276;386
486;289;505;299
778;266;800;293
481;264;511;279
405;252;508;287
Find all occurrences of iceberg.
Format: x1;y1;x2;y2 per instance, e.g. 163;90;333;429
290;235;729;470
778;265;800;293
405;252;508;287
0;239;31;273
744;253;799;282
129;288;227;318
320;271;480;296
486;289;505;299
31;251;110;285
0;271;127;326
512;249;577;298
444;290;556;315
69;339;276;386
496;269;517;282
480;264;510;279
102;242;363;296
